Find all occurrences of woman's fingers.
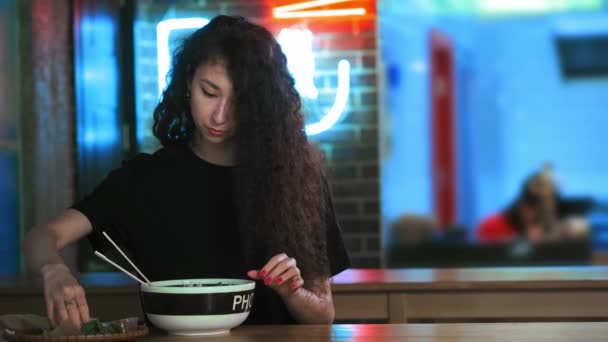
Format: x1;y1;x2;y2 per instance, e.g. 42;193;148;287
45;295;55;326
273;267;299;286
52;293;69;326
252;253;304;297
42;264;90;328
66;300;81;328
290;276;304;290
247;270;262;280
68;285;91;328
74;286;90;324
267;258;298;285
47;284;89;328
258;253;289;278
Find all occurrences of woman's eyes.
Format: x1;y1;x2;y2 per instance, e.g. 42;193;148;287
202;88;218;98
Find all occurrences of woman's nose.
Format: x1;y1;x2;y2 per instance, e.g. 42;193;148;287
212;99;231;125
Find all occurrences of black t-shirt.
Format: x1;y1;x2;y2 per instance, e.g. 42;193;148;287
72;144;350;324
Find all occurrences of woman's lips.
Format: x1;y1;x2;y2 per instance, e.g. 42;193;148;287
208;128;224;137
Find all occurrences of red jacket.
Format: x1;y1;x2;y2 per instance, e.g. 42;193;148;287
476;213;517;243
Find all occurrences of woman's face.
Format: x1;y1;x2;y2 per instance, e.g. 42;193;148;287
189;60;236;145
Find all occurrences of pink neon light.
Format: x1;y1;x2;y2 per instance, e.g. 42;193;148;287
273;0;367;19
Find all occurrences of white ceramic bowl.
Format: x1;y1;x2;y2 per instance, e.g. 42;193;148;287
140;278;255;336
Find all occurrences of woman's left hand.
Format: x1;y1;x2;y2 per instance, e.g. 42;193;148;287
247;253;304;298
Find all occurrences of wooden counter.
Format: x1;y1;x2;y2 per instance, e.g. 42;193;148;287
3;322;608;341
3;267;608;323
331;267;608;322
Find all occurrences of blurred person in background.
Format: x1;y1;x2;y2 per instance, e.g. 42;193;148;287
477;164;559;243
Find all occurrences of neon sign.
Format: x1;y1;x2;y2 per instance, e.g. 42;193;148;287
277;28;350;136
273;0;366;19
156;18;350;136
156;18;209;96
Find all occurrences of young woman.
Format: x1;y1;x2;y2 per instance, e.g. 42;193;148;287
23;15;350;328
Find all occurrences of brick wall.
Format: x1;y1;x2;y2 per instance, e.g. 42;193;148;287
133;0;380;268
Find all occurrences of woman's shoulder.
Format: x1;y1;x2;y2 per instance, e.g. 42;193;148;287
121;144;188;169
118;153;154;174
151;143;190;161
105;146;186;186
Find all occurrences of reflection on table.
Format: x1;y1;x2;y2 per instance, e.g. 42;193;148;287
133;322;608;341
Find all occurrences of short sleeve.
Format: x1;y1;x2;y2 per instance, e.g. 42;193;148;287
71;154;150;253
322;176;351;276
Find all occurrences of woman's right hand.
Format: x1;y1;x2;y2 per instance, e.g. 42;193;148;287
41;263;90;328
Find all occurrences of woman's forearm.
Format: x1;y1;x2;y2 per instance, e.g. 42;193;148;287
23;210;93;275
22;226;65;275
280;287;335;324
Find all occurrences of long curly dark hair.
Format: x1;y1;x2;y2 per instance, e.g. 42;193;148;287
152;15;330;280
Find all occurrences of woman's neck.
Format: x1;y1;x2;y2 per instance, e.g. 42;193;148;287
190;134;235;166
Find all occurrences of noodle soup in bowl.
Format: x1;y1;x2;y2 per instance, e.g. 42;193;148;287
140;278;255;336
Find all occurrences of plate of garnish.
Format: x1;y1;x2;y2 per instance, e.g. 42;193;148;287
1;316;148;341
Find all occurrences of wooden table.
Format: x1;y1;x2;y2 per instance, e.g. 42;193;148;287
331;267;608;322
4;323;608;341
3;267;608;323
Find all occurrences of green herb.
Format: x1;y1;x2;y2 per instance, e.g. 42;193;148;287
80;319;122;335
